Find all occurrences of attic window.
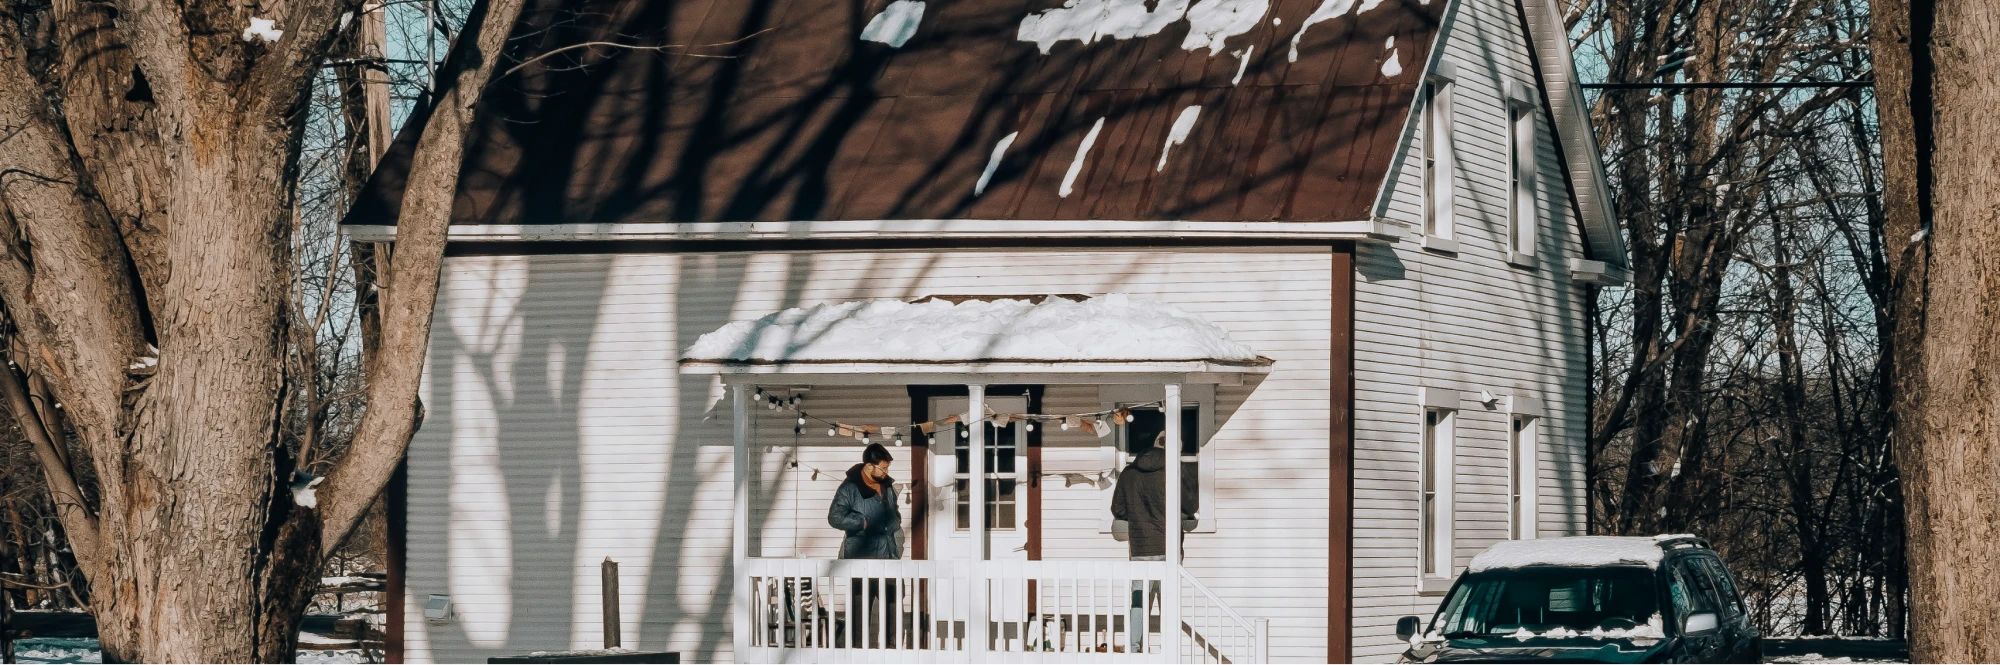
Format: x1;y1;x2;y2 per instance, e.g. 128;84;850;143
1420;76;1457;254
1505;82;1540;267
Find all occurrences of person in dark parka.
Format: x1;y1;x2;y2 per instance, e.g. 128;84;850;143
829;443;903;559
828;443;903;647
1111;433;1198;651
1112;433;1200;560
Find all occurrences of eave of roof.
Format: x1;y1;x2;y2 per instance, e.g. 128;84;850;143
1516;0;1630;277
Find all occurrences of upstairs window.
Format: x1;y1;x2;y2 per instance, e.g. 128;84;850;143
1506;92;1539;264
1420;79;1456;249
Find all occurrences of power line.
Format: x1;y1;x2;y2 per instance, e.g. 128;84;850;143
1583;80;1872;90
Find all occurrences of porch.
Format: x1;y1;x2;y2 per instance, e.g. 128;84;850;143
681;296;1276;664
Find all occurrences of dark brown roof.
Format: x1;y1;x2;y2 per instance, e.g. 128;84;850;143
345;0;1448;227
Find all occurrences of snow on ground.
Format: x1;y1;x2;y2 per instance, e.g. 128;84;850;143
684;294;1263;363
11;638;374;664
1768;655;1907;664
1466;535;1664;572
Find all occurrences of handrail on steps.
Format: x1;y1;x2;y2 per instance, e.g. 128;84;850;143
1178;565;1270;664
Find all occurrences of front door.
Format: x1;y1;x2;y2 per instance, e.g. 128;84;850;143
927;396;1030;561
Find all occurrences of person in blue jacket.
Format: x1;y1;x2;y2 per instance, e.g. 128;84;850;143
828;443;903;647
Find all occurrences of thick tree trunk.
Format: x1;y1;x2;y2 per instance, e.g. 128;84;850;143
1875;0;2000;661
0;0;523;659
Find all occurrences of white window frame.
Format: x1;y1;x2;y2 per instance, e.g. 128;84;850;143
1506;395;1543;540
1419;62;1458;254
1417;387;1460;594
1504;80;1540;266
1098;384;1218;534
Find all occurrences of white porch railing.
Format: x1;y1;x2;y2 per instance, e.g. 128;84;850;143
739;558;1266;664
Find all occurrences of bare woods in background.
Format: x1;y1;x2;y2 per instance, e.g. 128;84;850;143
1572;0;1903;639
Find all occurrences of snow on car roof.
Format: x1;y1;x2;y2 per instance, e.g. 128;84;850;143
683;294;1263;364
1466;536;1667;573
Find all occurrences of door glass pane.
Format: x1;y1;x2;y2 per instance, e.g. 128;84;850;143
955;479;969;530
953;423;1017;473
992;479;1017;530
952;478;1017;531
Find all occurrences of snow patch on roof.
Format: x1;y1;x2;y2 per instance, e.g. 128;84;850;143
860;0;925;48
1016;0;1267;56
1157;106;1202;171
1017;0;1192;54
1380;36;1401;77
1060;117;1106;197
683;294;1262;363
1288;0;1357;62
1182;0;1271;54
1466;536;1665;573
975;131;1019;196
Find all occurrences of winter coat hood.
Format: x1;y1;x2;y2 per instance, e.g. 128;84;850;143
843;463;896;498
1129;446;1168;472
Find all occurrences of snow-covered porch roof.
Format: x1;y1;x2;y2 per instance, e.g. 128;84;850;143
678;294;1274;385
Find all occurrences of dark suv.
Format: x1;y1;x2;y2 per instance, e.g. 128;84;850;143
1395;535;1762;663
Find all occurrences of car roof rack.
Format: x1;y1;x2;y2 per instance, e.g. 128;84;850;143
1653;535;1711;552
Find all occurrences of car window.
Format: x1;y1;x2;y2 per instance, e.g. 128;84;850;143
1697;557;1746;619
1669;559;1722;619
1431;568;1661;638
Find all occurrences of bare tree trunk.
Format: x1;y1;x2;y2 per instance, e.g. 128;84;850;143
0;0;523;658
1875;0;2000;660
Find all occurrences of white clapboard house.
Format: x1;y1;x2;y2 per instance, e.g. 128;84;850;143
343;0;1627;661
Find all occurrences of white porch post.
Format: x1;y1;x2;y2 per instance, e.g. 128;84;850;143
966;384;988;660
1164;383;1184;660
730;383;751;660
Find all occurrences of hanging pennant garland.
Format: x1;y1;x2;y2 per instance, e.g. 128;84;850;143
749;389;1161;449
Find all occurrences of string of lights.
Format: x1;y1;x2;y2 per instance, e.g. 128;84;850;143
749;388;1165;447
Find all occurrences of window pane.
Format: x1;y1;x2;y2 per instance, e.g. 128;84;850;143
1670;562;1720;615
1421;410;1439;574
994;478;1017;529
1123;405;1200;455
1433;569;1660;636
955;428;969;474
1699;558;1745;618
955;479;969;530
992;423;1016;473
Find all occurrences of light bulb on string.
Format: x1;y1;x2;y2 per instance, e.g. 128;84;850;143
1025;421;1036;432
863;436;871;444
828;427;837;437
754;388;763;400
797;416;806;426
